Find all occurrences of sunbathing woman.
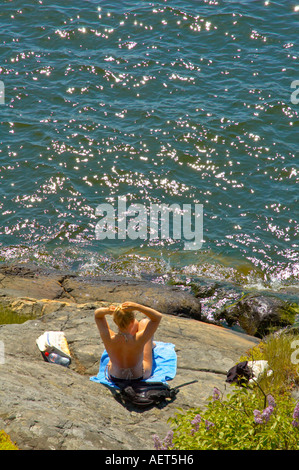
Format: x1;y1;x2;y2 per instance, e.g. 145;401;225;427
94;301;162;384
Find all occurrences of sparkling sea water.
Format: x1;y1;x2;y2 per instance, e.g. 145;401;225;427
0;0;298;294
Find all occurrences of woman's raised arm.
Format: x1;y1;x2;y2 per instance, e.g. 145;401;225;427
121;301;162;323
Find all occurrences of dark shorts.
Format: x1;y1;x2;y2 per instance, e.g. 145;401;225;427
109;375;144;387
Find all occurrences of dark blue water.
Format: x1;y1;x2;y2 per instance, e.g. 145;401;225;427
0;0;298;293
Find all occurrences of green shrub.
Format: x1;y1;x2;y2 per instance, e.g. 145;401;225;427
240;332;299;394
0;430;19;450
0;304;33;325
154;387;299;450
153;332;299;450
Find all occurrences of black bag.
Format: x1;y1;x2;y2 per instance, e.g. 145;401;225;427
115;380;197;408
226;361;253;386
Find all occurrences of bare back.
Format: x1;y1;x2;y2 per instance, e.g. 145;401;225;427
94;302;162;380
97;317;158;379
105;332;145;379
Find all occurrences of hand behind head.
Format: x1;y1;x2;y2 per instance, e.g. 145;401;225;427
121;302;135;312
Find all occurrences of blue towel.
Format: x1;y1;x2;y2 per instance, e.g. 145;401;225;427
90;341;177;389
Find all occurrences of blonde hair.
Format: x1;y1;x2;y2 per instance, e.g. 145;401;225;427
112;306;135;331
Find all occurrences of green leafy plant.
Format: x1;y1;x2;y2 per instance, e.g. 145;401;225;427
153;332;299;450
154;386;299;450
240;332;299;394
0;304;33;325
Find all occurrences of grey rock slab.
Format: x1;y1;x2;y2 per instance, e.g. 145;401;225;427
0;301;259;450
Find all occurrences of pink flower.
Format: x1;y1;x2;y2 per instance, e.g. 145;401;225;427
253;409;263;424
267;394;276;408
205;420;215;430
212;387;221;401
153;431;174;450
292;401;299;428
190;414;202;432
253;405;274;424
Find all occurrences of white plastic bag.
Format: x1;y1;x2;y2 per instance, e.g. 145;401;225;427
247;360;273;384
36;331;71;361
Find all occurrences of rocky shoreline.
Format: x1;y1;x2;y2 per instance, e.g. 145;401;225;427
0;263;298;450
